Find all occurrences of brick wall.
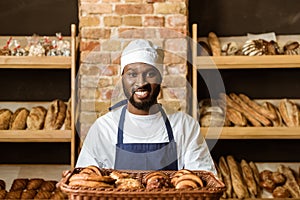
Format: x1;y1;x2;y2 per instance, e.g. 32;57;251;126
78;0;190;138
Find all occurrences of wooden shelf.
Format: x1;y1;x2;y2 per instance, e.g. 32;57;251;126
0;56;72;69
194;55;300;69
0;130;71;142
0;24;77;167
201;127;300;139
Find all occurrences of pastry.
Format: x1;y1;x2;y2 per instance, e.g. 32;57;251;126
44;99;67;130
21;189;37;199
241;39;269;56
39;180;57;192
174;173;203;189
143;171;171;189
221;42;239;56
10;178;28;191
0;109;12;130
5;190;22;199
226;155;249;199
80;165;102;176
50;189;68;199
69;174;115;183
27;178;44;190
9;107;29;130
273;186;290;198
110;170;130;179
0;189;7;199
170;169;192;186
115;178;143;189
34;190;52;199
68;179;114;188
26;106;47;130
207;32;221;56
271;171;286;185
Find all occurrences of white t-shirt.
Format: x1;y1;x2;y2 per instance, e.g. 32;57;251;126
76;106;217;175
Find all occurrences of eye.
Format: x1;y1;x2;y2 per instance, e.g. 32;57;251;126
127;72;137;78
145;70;158;78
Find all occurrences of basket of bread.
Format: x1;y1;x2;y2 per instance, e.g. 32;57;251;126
58;165;226;200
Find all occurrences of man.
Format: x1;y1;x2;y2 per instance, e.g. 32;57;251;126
76;39;216;174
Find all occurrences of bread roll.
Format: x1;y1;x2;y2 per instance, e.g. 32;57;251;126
9;108;29;130
44;99;67;130
0;109;12;130
27;106;47;130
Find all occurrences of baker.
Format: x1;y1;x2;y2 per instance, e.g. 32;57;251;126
76;39;217;174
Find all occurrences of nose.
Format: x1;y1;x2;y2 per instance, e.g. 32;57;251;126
135;73;147;87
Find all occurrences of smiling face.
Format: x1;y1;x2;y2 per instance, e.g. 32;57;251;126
122;62;162;115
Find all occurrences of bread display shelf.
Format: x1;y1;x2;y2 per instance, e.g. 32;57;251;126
0;130;71;142
201;127;300;139
193;55;300;69
0;56;72;69
0;24;77;167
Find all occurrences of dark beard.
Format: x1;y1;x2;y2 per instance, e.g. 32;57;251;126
124;85;161;111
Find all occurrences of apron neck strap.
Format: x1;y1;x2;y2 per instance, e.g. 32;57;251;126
117;104;174;144
109;99;128;111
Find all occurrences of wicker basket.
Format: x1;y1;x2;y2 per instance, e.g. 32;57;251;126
59;168;226;200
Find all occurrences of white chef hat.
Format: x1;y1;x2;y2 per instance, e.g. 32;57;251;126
120;39;164;76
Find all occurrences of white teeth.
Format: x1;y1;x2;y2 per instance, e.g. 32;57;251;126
135;91;147;96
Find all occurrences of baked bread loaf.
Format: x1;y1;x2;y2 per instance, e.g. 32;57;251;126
207;32;221;56
273;186;290;198
44;99;67;130
218;156;232;198
9;108;29;130
226;155;249;199
263;102;283;127
115;178;143;189
240;159;258;197
278;99;299;127
0;109;12;130
27;106;47;130
63;98;71;130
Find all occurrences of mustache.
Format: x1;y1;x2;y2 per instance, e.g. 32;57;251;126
132;84;151;94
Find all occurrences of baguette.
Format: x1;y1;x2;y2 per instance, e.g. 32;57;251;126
219;156;232;198
226;107;247;126
239;93;276;120
240;159;257;198
207;32;221;56
219;93;262;126
263;102;283;127
226;155;249;199
278;99;299;127
229;93;272;126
